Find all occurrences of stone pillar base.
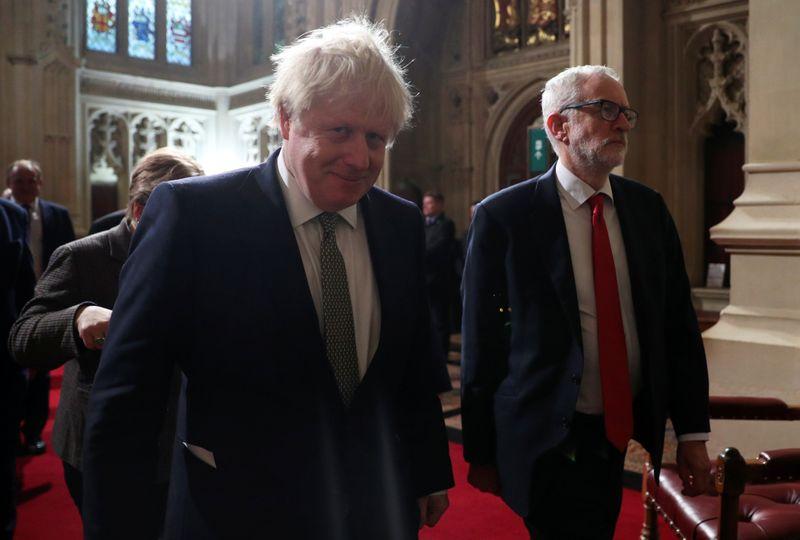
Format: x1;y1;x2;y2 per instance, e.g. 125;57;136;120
703;160;800;459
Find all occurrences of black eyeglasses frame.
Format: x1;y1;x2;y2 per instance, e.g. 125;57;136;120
559;99;639;127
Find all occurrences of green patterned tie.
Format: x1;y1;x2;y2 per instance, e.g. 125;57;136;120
318;212;360;406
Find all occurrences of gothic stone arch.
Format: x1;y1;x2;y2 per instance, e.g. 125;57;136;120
666;17;747;285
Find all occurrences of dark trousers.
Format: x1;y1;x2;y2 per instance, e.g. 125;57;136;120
0;450;14;540
22;369;50;442
1;364;25;540
428;293;453;393
62;461;83;513
525;413;626;540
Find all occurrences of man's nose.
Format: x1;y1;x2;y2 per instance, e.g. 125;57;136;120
614;112;632;131
342;135;370;170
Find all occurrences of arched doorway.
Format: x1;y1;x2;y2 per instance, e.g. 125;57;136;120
497;96;553;189
703;120;745;287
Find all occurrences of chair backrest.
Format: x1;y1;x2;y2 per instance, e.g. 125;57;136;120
709;396;800;420
710;397;800;540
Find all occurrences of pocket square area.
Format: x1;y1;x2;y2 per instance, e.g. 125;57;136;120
183;442;217;469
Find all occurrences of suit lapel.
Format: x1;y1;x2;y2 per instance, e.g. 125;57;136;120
106;221;132;262
247;150;325;342
241;151;328;363
356;190;392;383
38;200;53;246
531;166;582;345
610;177;651;356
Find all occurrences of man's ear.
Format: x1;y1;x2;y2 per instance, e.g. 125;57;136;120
546;113;569;145
278;107;292;140
132;201;144;223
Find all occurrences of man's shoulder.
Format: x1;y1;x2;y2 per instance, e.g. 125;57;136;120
154;163;268;210
169;163;262;193
0;199;28;239
610;174;666;210
0;198;26;220
366;186;422;219
39;198;70;215
480;174;543;217
611;174;661;198
52;226;113;259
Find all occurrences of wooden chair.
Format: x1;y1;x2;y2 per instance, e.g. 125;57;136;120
641;396;800;539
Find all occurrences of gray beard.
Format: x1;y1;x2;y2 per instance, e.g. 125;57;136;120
571;139;626;176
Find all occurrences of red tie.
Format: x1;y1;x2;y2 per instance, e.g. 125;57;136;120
589;194;633;453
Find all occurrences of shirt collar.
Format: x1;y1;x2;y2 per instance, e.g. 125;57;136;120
277;149;358;230
555;160;614;211
10;196;39;211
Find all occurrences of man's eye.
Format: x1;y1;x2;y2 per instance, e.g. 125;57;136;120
367;133;386;147
331;127;350;136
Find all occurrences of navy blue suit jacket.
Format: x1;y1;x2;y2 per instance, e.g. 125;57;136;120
82;151;454;539
1;199;35;441
461;164;709;516
38;199;75;270
0;199;35;346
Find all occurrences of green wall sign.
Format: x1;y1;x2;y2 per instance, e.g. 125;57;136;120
528;127;550;173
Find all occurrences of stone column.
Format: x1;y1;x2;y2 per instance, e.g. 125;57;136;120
0;0;81;228
703;0;800;458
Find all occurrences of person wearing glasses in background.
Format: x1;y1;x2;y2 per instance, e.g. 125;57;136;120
461;65;711;539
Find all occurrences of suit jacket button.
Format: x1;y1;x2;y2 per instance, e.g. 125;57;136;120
561;417;570;429
571;374;581;385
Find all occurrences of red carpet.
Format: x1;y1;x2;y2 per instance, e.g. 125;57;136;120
420;442;674;539
15;367;83;539
16;368;672;539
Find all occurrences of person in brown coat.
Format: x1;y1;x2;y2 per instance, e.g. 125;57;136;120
9;148;203;526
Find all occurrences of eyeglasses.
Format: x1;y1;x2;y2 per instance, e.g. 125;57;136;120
559;99;639;127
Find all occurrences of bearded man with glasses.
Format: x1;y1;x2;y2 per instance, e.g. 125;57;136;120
461;65;711;539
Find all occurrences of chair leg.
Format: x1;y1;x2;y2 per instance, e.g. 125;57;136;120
641;459;659;540
640;494;660;540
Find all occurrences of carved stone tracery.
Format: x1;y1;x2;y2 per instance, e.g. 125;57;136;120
87;106;210;199
131;114;167;163
168;118;205;158
234;111;281;165
89;111;128;182
693;26;747;133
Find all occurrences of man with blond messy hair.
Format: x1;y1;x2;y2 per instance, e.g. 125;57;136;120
82;18;453;540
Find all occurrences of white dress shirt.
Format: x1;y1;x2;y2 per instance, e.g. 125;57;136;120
277;151;381;379
556;161;708;442
555;160;641;414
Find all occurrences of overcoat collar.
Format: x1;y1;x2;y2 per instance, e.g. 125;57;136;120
530;164;582;345
107;220;133;262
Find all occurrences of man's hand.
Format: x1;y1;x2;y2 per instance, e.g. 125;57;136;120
75;305;112;350
467;463;501;495
677;440;712;496
418;493;449;529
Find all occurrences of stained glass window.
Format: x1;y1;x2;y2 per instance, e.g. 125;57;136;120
86;0;117;53
128;0;156;59
492;0;521;53
490;0;569;55
526;0;559;46
166;0;192;66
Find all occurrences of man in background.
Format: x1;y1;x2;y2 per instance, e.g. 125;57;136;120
6;160;75;456
0;198;35;539
423;191;457;392
10;148;202;528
